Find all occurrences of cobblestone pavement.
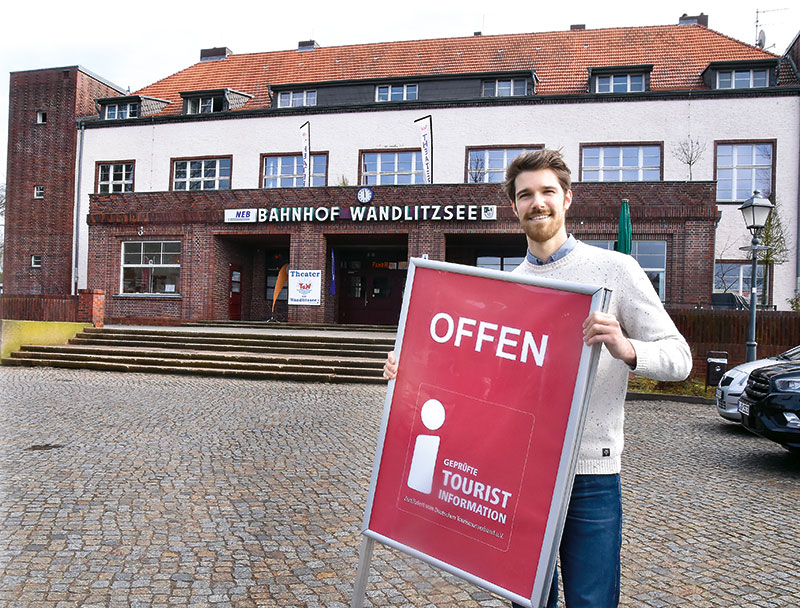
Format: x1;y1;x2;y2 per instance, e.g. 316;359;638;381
1;367;799;608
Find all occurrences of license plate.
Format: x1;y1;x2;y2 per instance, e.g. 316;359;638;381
716;388;722;400
738;401;750;416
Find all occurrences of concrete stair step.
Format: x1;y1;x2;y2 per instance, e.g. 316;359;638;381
19;345;383;368
183;321;397;332
1;356;384;384
11;349;383;375
81;327;396;346
68;337;388;358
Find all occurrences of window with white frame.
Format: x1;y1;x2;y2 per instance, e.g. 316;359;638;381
36;110;47;124
263;154;327;187
33;185;44;199
716;143;773;201
716;69;768;89
714;262;766;298
585;240;667;300
105;103;140;120
467;147;538;183
361;151;424;185
173;158;231;190
482;79;527;97
277;90;317;107
595;74;645;93
582;145;661;181
187;96;223;114
121;241;181;294
375;84;418;102
476;255;525;271
31;254;42;268
98;162;134;193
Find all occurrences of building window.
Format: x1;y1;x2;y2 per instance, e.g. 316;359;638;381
277;90;317;107
172;157;231;190
262;153;327;187
716;69;768;89
187;96;223;114
31;254;42;268
585;240;667;300
36;110;47;124
361;150;424;185
105;103;140;120
476;255;524;271
121;241;181;294
265;250;289;303
482;79;527;97
375;84;418;102
33;185;44;199
582;145;661;182
714;262;767;301
98;162;134;193
595;74;645;93
466;147;539;183
715;142;773;202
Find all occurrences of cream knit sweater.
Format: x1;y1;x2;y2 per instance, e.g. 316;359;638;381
513;241;692;474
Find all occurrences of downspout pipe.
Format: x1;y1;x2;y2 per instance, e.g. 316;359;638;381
72;119;85;296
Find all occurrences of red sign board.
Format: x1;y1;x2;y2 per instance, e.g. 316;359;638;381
361;259;607;606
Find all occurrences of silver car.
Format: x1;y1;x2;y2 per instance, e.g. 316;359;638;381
716;345;800;422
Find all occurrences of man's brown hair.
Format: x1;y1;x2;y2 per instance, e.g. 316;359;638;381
502;149;572;202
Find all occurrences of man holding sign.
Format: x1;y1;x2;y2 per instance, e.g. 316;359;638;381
384;149;691;607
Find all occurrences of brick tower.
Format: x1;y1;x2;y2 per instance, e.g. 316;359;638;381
4;66;123;294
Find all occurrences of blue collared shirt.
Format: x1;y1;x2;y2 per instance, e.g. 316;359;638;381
525;234;577;265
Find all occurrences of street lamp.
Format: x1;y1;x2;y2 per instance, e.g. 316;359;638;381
738;190;774;362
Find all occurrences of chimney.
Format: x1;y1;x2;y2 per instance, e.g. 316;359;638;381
200;47;232;62
474;31;482;36
570;24;586;30
298;40;320;51
678;13;708;27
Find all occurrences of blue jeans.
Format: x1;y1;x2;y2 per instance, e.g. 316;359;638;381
513;474;622;608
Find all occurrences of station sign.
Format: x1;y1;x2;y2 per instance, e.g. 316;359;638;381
223;204;498;224
355;258;609;607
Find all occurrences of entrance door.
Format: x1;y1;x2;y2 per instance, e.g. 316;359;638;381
229;265;242;320
337;250;406;325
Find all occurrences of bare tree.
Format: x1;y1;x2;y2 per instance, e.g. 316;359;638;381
468;156;486;183
672;136;707;180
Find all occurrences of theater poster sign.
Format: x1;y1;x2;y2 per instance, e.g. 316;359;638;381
352;258;609;608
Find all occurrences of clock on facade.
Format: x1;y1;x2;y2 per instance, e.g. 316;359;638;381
356;187;374;204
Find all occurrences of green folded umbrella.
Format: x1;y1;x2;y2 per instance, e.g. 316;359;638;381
615;199;632;255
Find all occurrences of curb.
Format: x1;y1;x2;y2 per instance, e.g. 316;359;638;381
626;391;715;405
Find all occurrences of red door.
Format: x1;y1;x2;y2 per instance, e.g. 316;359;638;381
228;265;242;320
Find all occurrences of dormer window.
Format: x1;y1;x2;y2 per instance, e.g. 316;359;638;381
482;79;527;97
376;84;418;102
595;74;645;93
105;102;140;120
181;89;253;114
277;90;317;108
716;69;768;89
187;96;223;114
589;65;652;94
97;95;170;119
703;60;777;90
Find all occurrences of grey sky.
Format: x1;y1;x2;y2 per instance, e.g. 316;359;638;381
1;0;797;184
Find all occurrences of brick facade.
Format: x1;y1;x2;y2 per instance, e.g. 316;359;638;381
3;67;122;296
87;182;717;325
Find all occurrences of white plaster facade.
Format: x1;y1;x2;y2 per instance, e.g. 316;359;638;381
76;94;800;308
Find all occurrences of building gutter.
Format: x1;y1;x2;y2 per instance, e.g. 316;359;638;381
72;119;85;295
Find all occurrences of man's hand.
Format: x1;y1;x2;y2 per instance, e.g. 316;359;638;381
383;351;398;380
582;312;637;367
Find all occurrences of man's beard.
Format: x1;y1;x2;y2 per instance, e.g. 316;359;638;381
520;213;563;243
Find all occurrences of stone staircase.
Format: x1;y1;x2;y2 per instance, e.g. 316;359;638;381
1;324;397;384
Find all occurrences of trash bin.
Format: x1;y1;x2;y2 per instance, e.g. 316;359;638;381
706;351;728;388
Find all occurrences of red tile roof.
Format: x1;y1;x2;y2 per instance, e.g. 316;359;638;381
135;25;788;116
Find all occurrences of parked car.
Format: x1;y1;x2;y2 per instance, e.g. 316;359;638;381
738;362;800;453
716;345;800;422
